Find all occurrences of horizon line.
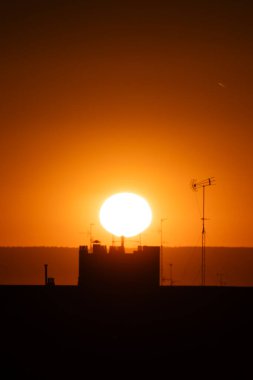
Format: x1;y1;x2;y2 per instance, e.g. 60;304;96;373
0;245;253;249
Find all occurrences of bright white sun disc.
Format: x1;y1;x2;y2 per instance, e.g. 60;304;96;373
99;192;152;237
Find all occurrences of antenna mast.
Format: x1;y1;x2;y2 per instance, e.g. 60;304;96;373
191;177;215;286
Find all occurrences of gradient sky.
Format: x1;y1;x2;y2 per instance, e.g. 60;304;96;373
0;0;253;247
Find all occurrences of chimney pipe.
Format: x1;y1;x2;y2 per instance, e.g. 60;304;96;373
44;264;48;285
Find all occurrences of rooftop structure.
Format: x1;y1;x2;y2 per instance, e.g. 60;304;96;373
78;243;160;293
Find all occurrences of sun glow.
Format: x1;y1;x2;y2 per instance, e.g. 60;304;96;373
99;192;152;238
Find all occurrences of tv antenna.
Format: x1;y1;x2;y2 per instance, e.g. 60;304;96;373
191;177;215;286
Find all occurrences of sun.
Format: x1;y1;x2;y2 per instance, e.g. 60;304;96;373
99;192;152;238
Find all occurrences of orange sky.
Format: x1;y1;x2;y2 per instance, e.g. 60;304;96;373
0;1;253;248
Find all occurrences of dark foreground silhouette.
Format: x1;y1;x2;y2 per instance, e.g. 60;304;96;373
1;285;253;375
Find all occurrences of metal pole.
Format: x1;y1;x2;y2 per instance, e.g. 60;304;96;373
160;219;163;286
169;263;173;286
89;223;94;252
202;186;206;286
44;264;48;286
160;218;167;286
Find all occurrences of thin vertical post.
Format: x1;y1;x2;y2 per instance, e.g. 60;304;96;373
160;218;167;286
89;223;94;252
191;177;215;287
160;219;163;285
169;263;173;286
201;186;206;286
44;264;48;286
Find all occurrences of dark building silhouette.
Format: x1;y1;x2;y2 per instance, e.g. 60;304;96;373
78;244;160;293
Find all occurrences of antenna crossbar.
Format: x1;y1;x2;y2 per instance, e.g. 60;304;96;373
192;177;215;191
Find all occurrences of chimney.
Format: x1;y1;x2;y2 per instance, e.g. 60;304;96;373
44;264;48;285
